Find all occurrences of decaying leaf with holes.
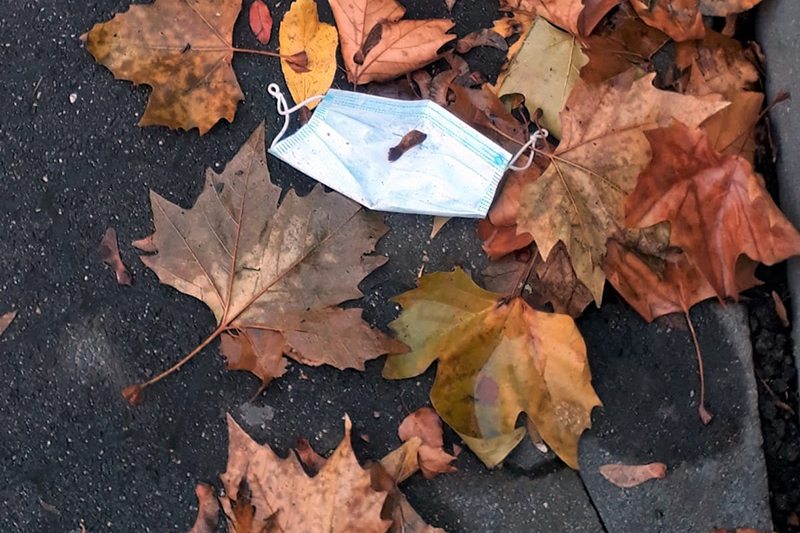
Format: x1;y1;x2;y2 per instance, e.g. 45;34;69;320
124;124;406;402
329;0;455;85
85;0;245;134
515;72;728;304
383;268;600;468
495;17;588;138
279;0;338;109
625;122;800;300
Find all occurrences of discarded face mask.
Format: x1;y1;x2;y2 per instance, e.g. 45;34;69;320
267;84;544;218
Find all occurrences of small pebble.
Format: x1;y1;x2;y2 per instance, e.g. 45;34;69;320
69;93;78;104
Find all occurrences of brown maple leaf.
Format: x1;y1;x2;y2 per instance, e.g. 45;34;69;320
329;0;454;85
625;123;800;300
383;268;601;468
483;243;595;318
630;0;706;42
603;240;760;322
85;0;306;134
515;71;728;304
679;30;760;96
86;0;243;134
124;124;405;402
221;414;392;533
579;3;670;84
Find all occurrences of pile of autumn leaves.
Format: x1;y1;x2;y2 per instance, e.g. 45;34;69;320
83;0;799;531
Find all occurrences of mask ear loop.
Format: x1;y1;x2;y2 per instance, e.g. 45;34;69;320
268;83;326;149
507;128;549;172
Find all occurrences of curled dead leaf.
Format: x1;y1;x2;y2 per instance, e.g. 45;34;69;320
388;130;428;162
455;29;508;54
185;483;220;533
99;228;131;286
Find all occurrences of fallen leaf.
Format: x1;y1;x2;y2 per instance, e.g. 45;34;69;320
682;31;760;96
516;72;728;303
185;483;220;533
295;438;329;476
221;414;391;533
383;268;601;468
493;11;536;75
604;241;762;322
630;0;705;42
478;152;550;259
329;0;455;85
388;130;428;162
496;17;588;138
455;29;508;54
599;462;667;488
85;0;245;134
446;84;528;152
484;243;595;317
125;124;405;402
0;311;17;338
374;443;448;533
699;90;763;163
499;0;620;36
772;291;790;327
698;0;765;16
99;228;132;286
579;3;669;83
250;0;273;45
279;0;339;109
458;429;527;468
625;123;800;299
430;216;450;239
398;407;457;479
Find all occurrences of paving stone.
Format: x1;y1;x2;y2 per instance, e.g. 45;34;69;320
578;304;773;532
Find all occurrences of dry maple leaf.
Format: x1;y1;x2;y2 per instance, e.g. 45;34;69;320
125;124;405;402
0;310;17;338
99;228;132;286
221;414;391;533
495;17;588;139
625;123;800;300
499;0;621;37
680;30;760;96
515;71;728;304
279;0;338;109
446;84;528;152
599;462;667;488
630;0;706;42
483;243;595;317
85;0;244;134
383;268;601;468
328;0;455;85
398;407;457;479
579;3;669;84
185;483;220;533
85;0;307;134
603;240;761;322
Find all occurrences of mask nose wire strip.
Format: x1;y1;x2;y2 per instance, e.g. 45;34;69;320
268;83;326;149
507;128;549;172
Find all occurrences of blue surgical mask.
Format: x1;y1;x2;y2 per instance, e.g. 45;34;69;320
267;84;542;218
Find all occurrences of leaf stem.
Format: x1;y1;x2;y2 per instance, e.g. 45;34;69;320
684;309;712;424
122;324;227;404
